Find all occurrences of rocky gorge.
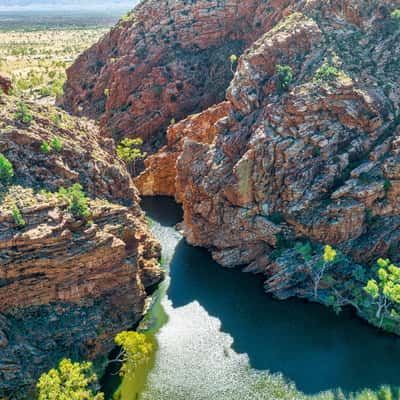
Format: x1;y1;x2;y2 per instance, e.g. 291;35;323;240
0;96;162;399
2;0;400;398
63;0;400;333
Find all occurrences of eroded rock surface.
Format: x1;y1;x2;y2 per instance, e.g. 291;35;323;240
0;97;162;399
138;1;400;328
61;0;295;146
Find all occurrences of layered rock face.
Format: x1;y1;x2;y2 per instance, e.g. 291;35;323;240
63;0;400;329
136;1;400;326
140;2;400;264
61;0;294;146
0;97;162;399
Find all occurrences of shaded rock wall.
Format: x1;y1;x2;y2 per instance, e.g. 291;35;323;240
61;0;295;146
141;1;400;268
0;97;162;399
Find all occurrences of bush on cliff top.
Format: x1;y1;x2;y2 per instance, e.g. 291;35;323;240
313;63;340;83
58;183;90;219
0;154;14;185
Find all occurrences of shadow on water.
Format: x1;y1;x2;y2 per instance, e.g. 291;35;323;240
142;197;400;395
142;196;183;227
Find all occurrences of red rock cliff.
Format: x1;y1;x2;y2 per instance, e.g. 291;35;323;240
62;0;295;146
0;97;162;399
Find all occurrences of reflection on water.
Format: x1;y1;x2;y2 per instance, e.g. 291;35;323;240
110;196;400;399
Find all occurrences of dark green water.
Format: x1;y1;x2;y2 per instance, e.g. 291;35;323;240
108;196;400;399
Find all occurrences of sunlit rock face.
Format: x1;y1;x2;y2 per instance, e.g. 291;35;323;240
0;97;162;399
64;0;399;329
136;1;400;317
61;0;296;146
140;2;400;267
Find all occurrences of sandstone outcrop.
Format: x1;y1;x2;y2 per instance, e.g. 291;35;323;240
136;1;400;328
61;0;293;146
63;0;400;330
0;97;162;399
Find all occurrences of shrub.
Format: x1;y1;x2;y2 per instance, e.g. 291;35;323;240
39;86;52;97
275;64;294;92
51;137;63;152
37;358;104;400
314;63;340;82
41;141;51;154
41;137;63;154
15;102;33;124
12;205;26;228
391;9;400;19
0;154;14;185
58;183;90;219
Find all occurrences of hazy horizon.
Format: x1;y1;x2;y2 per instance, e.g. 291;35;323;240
0;0;138;11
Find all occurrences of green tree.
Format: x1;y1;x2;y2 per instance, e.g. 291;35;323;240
115;331;153;377
364;258;400;327
311;245;337;299
117;138;147;175
229;54;237;73
36;358;104;400
275;64;294;92
15;102;33;124
0;154;14;185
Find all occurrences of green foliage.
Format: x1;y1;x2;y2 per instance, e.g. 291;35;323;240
41;141;51;154
366;209;378;227
352;265;366;282
36;358;104;400
314;63;340;83
0;153;14;185
269;212;284;224
115;331;153;377
15;102;33;124
58;183;90;219
323;245;337;263
229;54;238;73
12;204;26;228
41;137;63;154
275;64;294;92
295;241;313;262
384;179;392;194
391;9;400;20
120;11;137;23
51;137;63;152
364;258;400;325
229;54;237;64
117;137;147;175
310;245;337;299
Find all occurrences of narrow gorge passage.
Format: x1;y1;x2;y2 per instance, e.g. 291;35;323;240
106;197;400;400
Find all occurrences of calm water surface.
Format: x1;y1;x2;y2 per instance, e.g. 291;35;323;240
106;196;400;399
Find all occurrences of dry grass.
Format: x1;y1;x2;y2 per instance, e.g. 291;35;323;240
0;28;107;102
